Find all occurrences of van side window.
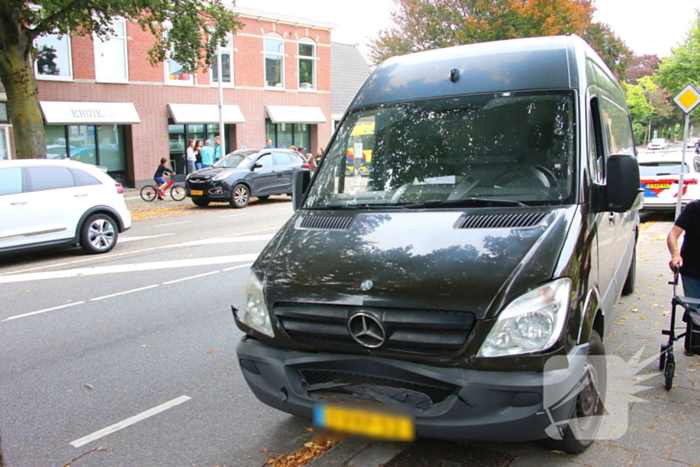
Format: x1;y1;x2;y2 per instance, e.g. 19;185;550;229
599;96;635;155
588;97;605;184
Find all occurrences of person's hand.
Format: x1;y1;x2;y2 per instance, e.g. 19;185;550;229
670;255;683;272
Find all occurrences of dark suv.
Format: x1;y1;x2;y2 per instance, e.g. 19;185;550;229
185;149;309;208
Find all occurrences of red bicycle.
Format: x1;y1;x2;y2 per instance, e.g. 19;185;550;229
140;179;186;201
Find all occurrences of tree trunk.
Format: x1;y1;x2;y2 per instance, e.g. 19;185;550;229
0;38;46;159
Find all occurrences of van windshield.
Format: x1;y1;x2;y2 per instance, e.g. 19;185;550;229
305;91;576;209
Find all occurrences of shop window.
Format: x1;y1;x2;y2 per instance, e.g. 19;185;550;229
211;35;233;87
298;39;315;90
34;34;73;80
265;33;284;88
94;19;128;83
0;128;9;160
265;120;311;149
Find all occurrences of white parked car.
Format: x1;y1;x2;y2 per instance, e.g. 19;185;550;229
0;159;131;255
639;151;700;211
647;138;669;150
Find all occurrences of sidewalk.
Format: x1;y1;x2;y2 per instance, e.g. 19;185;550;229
307;218;700;467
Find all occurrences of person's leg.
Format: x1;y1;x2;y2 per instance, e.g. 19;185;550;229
154;177;166;199
681;275;700;299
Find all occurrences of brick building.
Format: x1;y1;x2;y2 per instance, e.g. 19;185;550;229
0;7;336;187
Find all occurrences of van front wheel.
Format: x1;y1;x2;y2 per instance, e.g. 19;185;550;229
544;330;606;454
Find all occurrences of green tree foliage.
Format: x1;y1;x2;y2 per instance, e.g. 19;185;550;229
655;10;700;95
0;1;241;159
369;0;632;79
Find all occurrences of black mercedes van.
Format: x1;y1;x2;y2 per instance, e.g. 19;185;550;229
234;35;641;453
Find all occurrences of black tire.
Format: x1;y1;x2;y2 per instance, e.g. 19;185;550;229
622;247;636;295
665;360;675;391
140;185;157;202
230;184;250;208
660;344;669;371
192;197;210;207
257;195;270;201
170;185;186;201
80;214;118;254
546;330;606;454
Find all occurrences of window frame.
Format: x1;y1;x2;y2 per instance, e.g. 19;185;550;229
93;18;129;84
210;34;234;87
163;25;194;86
34;33;74;81
297;38;316;91
264;33;285;90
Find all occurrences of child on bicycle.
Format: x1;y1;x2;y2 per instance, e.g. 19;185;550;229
154;158;175;200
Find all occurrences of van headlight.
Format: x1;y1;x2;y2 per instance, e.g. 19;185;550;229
478;278;571;358
240;272;274;337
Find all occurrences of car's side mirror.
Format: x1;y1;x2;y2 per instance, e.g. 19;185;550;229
292;170;311;211
606;154;642;212
252;162;262;170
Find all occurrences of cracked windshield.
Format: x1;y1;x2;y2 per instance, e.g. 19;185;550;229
306;91;576;209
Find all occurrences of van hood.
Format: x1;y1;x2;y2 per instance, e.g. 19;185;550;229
261;207;575;320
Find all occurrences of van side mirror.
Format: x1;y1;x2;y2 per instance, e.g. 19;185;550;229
606;154;642;212
292;170;311;211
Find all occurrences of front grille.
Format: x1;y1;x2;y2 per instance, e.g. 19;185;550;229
275;303;475;356
454;212;547;229
299;369;456;405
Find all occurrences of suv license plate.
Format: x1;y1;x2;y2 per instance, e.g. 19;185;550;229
190;190;204;196
313;404;414;441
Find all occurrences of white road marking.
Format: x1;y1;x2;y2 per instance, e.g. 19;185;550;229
1;227;281;276
175;235;273;247
162;271;220;285
156;220;191;227
118;234;174;243
2;302;84;322
221;263;253;272
91;285;160;301
70;395;191;448
0;254;259;284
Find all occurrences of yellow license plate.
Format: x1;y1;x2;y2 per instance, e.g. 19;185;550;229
190;190;204;196
313;404;414;441
646;183;671;189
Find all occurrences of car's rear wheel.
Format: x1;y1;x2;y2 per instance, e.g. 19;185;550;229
192;196;210;207
80;213;118;254
230;184;250;208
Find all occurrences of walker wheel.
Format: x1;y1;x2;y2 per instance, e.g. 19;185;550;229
665;361;675;391
660;344;670;371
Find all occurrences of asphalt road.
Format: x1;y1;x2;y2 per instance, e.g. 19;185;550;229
0;195;312;467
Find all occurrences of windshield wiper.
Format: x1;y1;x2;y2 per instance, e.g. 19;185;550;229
309;204;408;210
402;198;529;209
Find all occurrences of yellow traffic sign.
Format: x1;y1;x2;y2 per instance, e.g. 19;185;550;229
674;83;700;114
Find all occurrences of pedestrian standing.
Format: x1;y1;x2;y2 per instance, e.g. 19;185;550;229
194;140;203;170
668;199;700;298
185;139;196;174
264;138;275;149
214;135;222;162
200;139;214;168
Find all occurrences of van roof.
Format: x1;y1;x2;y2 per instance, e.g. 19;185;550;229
351;35;610;108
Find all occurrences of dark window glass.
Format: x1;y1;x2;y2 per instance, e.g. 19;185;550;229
257;154;273;167
0;167;23;195
27;167;74;191
274;152;292;164
71;168;101;186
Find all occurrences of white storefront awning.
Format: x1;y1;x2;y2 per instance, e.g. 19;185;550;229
265;106;327;124
167;104;245;124
40;101;141;125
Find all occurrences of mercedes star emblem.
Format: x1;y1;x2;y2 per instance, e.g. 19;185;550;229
347;312;386;348
361;280;373;291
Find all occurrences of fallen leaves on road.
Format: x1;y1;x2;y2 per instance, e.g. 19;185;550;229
130;204;197;221
265;436;339;467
